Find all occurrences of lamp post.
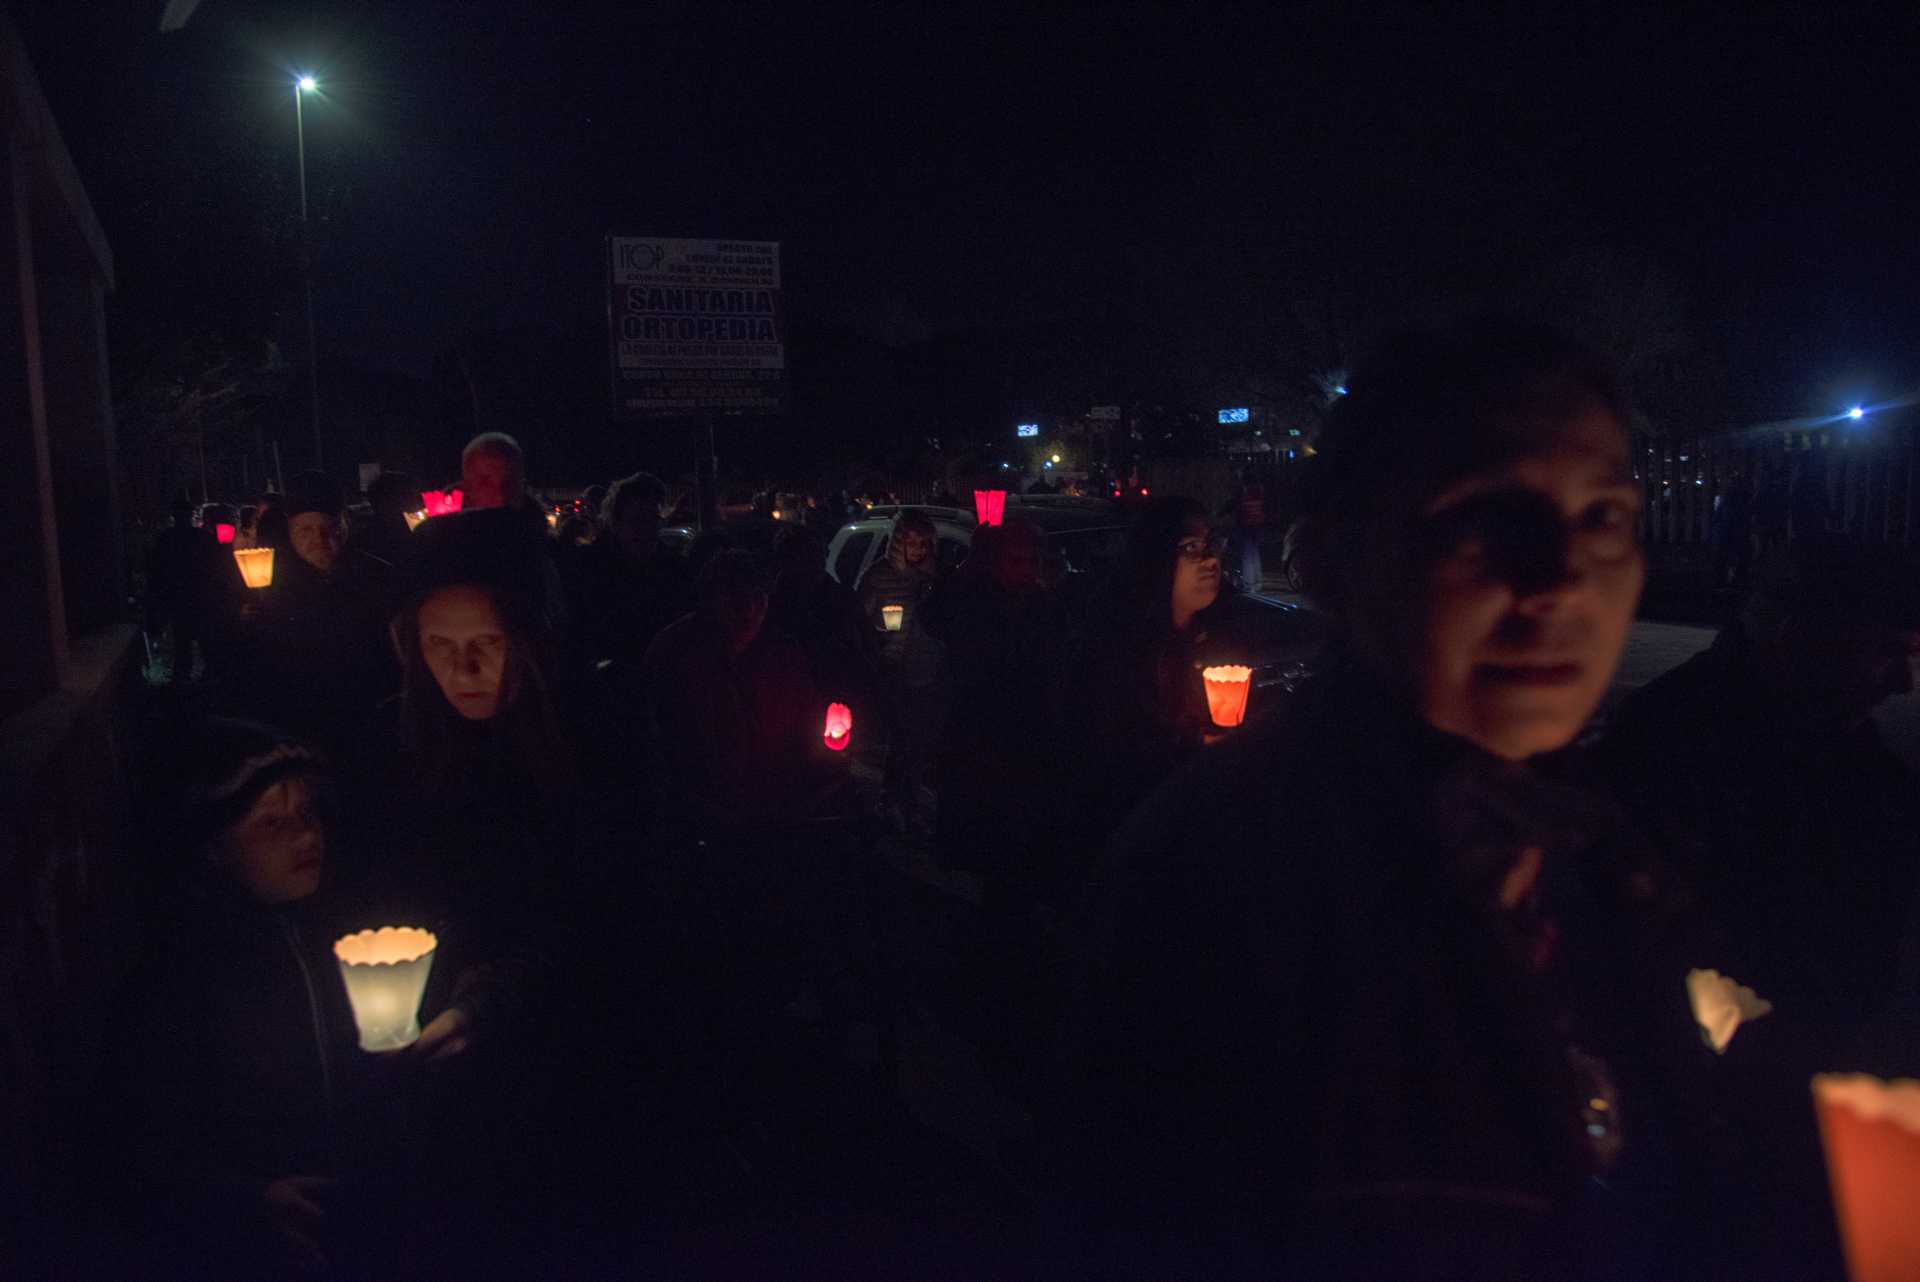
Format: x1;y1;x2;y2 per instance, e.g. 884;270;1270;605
294;75;322;467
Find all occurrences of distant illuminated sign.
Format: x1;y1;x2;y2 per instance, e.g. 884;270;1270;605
1218;407;1250;424
1016;423;1039;437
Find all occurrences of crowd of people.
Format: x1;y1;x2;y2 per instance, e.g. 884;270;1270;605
81;319;1920;1279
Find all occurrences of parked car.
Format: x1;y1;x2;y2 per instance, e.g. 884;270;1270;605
825;511;976;589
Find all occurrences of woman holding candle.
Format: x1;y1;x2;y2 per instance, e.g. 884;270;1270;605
1055;320;1700;1279
330;508;580;1270
358;507;574;1066
1061;495;1227;855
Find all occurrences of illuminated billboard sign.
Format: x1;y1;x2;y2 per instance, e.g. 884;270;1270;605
1016;423;1039;437
1218;407;1250;424
607;236;785;417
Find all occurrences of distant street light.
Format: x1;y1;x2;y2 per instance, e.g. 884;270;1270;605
1848;406;1866;421
294;74;322;466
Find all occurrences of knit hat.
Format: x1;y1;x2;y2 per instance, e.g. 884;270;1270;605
284;470;344;519
397;506;547;631
171;717;329;862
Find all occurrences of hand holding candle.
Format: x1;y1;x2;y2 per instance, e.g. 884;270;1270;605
333;927;438;1052
233;546;275;590
823;702;853;752
1201;665;1253;728
1686;968;1772;1054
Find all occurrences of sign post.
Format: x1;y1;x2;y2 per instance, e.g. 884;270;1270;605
607;236;785;530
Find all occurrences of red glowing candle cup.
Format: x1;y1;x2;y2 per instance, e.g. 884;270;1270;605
1814;1074;1920;1282
1201;665;1253;728
214;522;236;545
823;702;853;752
972;489;1007;526
422;488;465;517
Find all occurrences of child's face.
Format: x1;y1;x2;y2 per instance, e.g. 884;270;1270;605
220;777;325;904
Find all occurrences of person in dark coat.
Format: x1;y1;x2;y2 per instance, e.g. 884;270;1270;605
237;470;397;755
567;470;692;673
1053;319;1701;1279
858;511;946;829
1597;538;1920;1281
766;522;871;713
638;550;837;837
146;496;216;683
926;517;1069;890
354;469;421;565
1062;495;1228;858
106;718;359;1279
339;507;578;1270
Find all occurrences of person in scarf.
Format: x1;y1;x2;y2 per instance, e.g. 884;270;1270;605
1053;318;1700;1279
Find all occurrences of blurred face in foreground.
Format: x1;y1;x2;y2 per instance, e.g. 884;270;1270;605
219;777;324;904
461;448;522;511
288;512;345;575
419;585;510;721
1410;400;1642;760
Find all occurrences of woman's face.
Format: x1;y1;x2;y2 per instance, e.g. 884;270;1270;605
419;585;510;720
1171;518;1223;624
1406;400;1643;760
220;777;324;905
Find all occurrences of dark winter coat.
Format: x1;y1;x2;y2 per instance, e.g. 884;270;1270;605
566;538;693;673
858;557;943;686
341;719;572;1047
1053;658;1703;1277
1598;626;1920;1280
108;882;359;1273
923;573;1069;880
637;612;833;837
239;547;397;752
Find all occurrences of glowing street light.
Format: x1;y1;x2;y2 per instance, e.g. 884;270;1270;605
1848;406;1866;421
293;74;322;466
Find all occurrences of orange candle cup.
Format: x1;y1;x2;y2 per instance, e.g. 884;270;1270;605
233;546;275;589
1813;1074;1920;1282
1201;665;1253;728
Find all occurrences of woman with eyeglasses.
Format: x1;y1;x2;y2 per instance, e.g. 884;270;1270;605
1062;496;1230;856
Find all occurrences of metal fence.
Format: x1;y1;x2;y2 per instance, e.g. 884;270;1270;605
1634;416;1918;550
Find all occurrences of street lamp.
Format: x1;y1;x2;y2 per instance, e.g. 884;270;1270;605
294;74;322;467
1848;406;1866;421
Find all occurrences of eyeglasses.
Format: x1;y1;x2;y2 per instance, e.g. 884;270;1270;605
1174;534;1228;561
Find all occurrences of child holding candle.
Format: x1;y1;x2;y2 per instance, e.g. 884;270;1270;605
104;718;358;1278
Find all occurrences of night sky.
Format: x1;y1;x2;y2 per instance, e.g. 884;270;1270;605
18;1;1920;440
